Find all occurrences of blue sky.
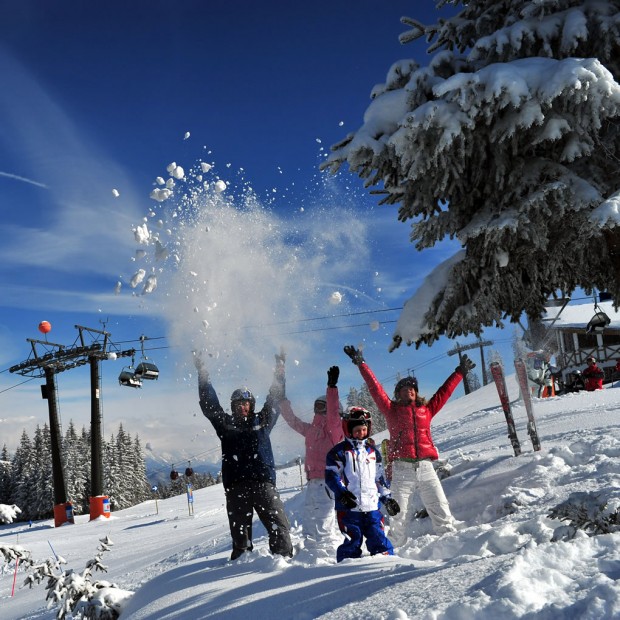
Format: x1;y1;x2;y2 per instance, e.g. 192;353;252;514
0;1;520;463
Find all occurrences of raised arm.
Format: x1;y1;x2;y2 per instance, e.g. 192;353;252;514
326;366;344;444
194;351;226;433
344;345;392;414
268;349;310;435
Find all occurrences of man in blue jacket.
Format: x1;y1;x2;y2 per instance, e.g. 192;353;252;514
195;354;293;560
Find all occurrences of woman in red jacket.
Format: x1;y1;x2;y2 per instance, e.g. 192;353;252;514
344;345;474;544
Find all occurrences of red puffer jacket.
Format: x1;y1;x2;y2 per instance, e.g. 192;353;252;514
359;362;463;461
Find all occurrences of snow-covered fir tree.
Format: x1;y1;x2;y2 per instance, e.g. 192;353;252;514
2;423;149;521
323;0;620;349
0;445;11;504
31;425;54;520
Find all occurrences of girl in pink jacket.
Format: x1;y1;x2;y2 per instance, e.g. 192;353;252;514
344;345;474;543
271;356;344;551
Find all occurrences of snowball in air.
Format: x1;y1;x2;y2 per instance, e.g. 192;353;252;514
184;131;191;140
214;180;227;193
107;352;118;360
200;162;212;173
133;224;150;244
142;274;158;294
130;269;146;288
112;188;120;197
150;187;173;202
329;291;343;305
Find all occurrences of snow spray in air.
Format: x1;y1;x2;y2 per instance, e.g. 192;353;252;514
125;157;371;388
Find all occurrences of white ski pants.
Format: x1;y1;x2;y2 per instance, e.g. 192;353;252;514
389;459;456;545
302;478;340;547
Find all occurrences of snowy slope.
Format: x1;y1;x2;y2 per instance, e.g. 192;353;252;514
1;375;619;619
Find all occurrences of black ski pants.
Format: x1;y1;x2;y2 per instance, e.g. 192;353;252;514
225;480;293;560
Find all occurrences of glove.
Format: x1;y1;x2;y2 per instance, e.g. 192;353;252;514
457;354;475;375
269;354;286;400
343;345;365;366
340;489;357;509
384;498;400;516
327;366;339;388
192;351;208;377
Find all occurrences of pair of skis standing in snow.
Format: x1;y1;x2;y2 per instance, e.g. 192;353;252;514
490;360;542;455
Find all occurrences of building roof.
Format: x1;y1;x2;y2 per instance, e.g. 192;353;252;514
543;300;620;330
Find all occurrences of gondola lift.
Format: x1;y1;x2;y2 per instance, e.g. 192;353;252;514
185;461;194;478
170;465;179;481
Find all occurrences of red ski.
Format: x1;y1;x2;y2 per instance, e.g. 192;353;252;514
490;362;521;456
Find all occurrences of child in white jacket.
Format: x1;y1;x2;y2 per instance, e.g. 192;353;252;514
325;407;400;562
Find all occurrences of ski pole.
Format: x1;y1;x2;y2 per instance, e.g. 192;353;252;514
11;557;19;596
48;540;59;562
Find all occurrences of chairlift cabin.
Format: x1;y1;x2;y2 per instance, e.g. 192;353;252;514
118;368;142;388
170;467;179;481
185;461;194;477
134;360;159;380
586;310;611;334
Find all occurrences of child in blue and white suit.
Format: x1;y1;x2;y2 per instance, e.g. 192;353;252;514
325;407;400;562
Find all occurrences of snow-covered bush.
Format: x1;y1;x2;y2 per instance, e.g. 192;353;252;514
0;503;22;523
0;543;33;567
23;535;134;619
549;491;620;541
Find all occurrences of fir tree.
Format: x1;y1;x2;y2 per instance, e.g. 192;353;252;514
31;425;54;520
323;1;620;348
11;431;35;519
63;422;90;515
0;444;11;504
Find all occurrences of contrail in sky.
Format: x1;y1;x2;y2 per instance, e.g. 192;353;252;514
0;171;47;188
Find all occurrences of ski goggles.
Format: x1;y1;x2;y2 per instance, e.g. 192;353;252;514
314;399;327;413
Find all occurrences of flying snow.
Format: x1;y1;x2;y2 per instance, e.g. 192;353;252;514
121;156;373;390
329;291;343;305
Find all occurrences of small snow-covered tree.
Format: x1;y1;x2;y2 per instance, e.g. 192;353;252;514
24;536;133;619
323;0;620;349
0;444;11;504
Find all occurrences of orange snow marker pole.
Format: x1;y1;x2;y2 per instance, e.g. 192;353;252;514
11;557;19;596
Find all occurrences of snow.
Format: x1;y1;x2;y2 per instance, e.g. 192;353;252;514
389;250;465;349
2;378;619;619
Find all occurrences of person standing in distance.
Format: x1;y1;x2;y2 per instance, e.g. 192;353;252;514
271;353;344;551
582;356;605;391
195;352;293;560
343;345;474;542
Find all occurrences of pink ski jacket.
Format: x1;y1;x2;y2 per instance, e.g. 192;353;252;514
359;362;463;462
278;386;343;480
